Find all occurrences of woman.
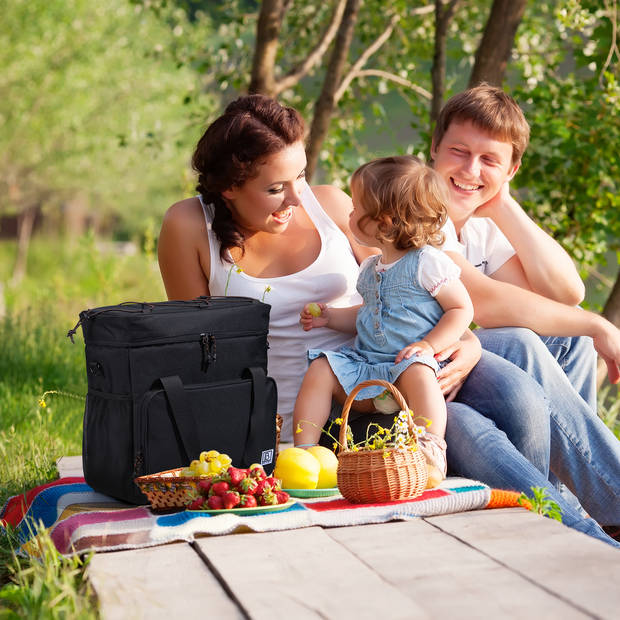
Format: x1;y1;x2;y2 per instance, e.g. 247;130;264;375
158;94;618;546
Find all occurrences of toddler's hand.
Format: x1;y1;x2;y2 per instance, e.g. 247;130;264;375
300;303;329;331
395;339;434;364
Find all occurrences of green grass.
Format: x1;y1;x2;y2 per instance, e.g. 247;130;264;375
0;234;164;618
0;525;96;619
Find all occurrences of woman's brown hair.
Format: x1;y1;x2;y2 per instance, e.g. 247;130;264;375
351;155;448;251
192;94;306;261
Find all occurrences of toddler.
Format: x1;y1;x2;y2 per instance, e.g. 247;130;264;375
293;155;474;479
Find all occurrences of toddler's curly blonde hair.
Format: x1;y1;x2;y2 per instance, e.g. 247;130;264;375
350;155;448;250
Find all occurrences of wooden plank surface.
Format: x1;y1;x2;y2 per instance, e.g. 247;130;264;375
57;457;618;619
194;526;424;619
56;455;84;478
426;509;620;619
88;542;243;619
329;518;587;619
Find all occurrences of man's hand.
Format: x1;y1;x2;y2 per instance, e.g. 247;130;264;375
395;340;434;364
474;180;512;220
436;332;482;401
300;303;329;331
592;316;620;384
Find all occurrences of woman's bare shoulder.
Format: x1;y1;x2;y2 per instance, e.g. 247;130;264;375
162;196;205;233
158;196;210;299
310;184;352;227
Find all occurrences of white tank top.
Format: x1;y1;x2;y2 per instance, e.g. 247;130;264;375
200;182;361;440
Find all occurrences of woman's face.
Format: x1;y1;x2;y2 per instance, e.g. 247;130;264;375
222;141;307;235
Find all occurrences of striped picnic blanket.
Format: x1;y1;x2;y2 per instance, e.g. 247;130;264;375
1;477;523;556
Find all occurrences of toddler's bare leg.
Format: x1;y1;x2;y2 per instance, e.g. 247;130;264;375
395;363;448;482
395;363;447;437
293;357;343;446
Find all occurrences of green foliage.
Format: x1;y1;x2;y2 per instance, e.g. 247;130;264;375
598;384;620;440
511;1;619;271
518;486;563;522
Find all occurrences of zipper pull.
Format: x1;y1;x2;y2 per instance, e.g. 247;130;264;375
133;451;144;477
200;333;209;372
67;318;82;343
208;334;217;363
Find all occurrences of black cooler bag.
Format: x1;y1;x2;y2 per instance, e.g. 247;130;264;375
70;297;277;504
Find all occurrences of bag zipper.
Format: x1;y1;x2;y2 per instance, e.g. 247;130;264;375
68;297;261;343
81;329;267;348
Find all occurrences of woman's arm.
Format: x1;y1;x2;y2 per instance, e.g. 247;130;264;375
449;251;620;383
157;198;210;300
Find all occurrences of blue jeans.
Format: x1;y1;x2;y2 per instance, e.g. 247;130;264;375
449;328;620;536
446;400;619;547
477;329;600;516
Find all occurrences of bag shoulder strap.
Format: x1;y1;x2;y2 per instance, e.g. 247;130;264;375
242;367;274;466
160;375;200;462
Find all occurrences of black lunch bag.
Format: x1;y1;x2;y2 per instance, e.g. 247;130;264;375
69;297;277;504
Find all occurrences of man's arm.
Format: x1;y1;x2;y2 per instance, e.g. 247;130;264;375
477;184;585;304
448;252;620;383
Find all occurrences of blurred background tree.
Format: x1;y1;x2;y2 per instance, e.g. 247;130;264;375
0;0;217;282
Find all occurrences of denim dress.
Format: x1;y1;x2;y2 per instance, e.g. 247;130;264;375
308;249;444;401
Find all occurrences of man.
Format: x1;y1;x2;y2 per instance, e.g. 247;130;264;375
430;84;620;536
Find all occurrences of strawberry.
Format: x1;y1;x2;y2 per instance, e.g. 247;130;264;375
239;494;257;508
207;495;224;510
265;476;281;491
254;479;274;496
222;491;241;509
258;489;278;506
198;479;212;495
274;490;290;505
227;466;247;487
187;496;205;510
238;476;258;494
210;481;230;497
249;464;267;480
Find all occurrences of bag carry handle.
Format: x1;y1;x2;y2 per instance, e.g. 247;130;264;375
242;367;274;466
160;375;200;463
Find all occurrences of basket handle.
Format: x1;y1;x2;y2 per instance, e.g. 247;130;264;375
337;379;415;454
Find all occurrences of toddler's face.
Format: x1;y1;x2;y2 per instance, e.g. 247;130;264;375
349;189;379;248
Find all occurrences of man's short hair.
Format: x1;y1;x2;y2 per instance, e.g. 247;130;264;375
433;83;530;166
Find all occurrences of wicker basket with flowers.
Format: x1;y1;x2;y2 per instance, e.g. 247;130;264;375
335;379;428;503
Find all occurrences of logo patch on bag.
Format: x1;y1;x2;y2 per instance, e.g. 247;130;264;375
260;449;274;466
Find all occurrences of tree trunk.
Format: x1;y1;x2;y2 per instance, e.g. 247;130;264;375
249;0;287;95
468;0;527;87
431;0;461;124
11;206;37;285
597;267;620;388
305;0;362;181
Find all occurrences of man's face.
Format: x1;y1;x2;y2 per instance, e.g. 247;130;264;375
431;119;518;223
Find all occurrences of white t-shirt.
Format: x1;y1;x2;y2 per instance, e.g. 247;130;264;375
441;218;515;276
374;246;461;296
